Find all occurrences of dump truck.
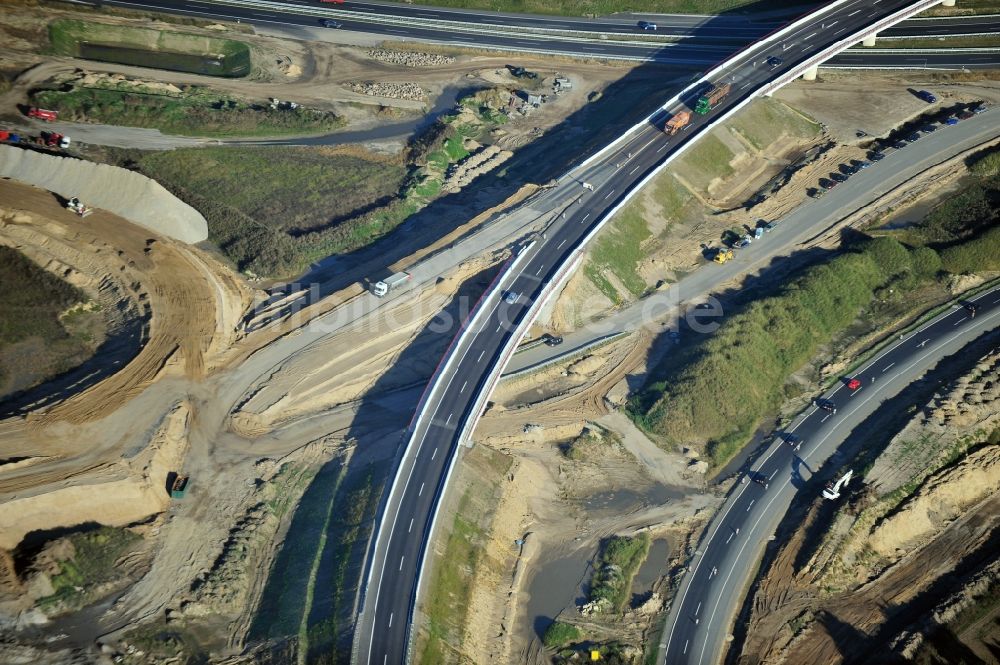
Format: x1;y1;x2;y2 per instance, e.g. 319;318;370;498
664;110;691;135
373;271;410;297
27;107;58;122
713;248;734;264
694;81;731;115
170;474;190;499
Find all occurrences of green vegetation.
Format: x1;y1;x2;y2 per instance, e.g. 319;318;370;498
48;19;251;77
588;533;651;613
400;0;813;17
542;621;581;649
585;204;652;303
0;246;97;395
31;86;344;138
921;0;1000;16
419;445;512;663
130;147;409;277
675;132;735;191
728;98;820;151
38;526;142;612
563;424;621;461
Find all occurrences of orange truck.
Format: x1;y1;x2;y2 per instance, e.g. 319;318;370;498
664;110;691;135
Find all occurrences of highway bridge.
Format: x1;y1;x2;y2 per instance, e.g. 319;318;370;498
347;1;983;663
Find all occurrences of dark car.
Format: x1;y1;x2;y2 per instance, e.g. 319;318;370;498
972;103;988;114
819;178;836;189
957;110;975;120
916;89;937;103
868;151;885;161
766;56;783;70
543;335;563;347
907;132;921;142
841;164;859;175
921;123;937;133
830;172;848;183
891;140;907;149
814;398;837;414
638;20;657;30
320;18;342;28
784;433;802;451
942;116;959;125
853;160;872;170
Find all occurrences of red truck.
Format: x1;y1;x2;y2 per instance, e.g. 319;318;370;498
27;107;59;122
39;131;71;149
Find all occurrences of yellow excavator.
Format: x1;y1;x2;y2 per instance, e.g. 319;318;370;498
713;248;734;264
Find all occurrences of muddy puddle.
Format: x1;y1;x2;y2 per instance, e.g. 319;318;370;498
581;482;684;515
631;538;671;601
525;546;594;639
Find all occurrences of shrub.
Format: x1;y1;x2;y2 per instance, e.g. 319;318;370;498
543;621;581;649
940;224;1000;274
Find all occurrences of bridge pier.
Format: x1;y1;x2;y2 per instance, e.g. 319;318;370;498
862;32;878;47
801;64;819;81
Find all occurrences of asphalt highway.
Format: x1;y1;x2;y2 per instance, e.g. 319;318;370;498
352;1;964;662
659;285;1000;665
101;0;1000;67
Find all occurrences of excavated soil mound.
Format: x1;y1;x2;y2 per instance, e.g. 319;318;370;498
0;146;207;243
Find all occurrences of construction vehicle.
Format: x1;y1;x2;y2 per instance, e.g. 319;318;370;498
822;470;852;500
66;197;93;218
27;107;58;122
713;248;734;264
39;131;70;149
372;271;410;297
663;110;691;135
694;81;731;115
170;474;190;499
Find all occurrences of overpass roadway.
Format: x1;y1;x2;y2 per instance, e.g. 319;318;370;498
659;285;1000;665
102;0;1000;67
352;1;958;663
506;109;1000;376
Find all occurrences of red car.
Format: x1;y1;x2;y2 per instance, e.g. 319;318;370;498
847;378;861;391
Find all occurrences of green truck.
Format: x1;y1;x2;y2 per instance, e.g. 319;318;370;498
694;81;732;115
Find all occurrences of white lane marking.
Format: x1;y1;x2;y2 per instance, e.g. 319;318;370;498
770;469;778;480
953;317;966;326
536;266;543;276
478;350;486;362
253;12;276;17
848;9;860;15
882;362;895;372
431;447;438;460
384;655;387;665
821;414;831;423
388;612;394;627
582;213;590;221
558;239;566;249
408;518;414;533
657;143;668;153
746;499;755;511
805;31;816;40
695;601;702;615
826;20;838;28
688;288;997;658
446;413;453;425
418;482;426;497
604;189;615;200
399;557;404;571
740;82;752;89
630;165;641;175
683;640;689;655
461;380;468;392
496;323;502;333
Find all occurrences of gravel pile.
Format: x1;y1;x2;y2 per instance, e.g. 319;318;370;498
349;81;426;101
367;49;456;67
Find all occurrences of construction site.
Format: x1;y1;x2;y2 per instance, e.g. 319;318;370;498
1;1;999;665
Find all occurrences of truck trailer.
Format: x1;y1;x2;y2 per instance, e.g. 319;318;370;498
373;271;411;297
694;81;731;115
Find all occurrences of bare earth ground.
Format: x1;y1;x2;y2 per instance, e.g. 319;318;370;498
736;350;1000;665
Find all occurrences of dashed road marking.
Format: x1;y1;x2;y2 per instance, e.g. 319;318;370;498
446;413;452;425
389;612;394;627
399;557;404;571
882;362;895;372
822;414;831;423
954;317;966;326
418;483;425;496
725;532;734;544
695;601;701;615
747;499;755;511
431;447;438;460
478;350;486;362
770;469;778;480
461;380;468;392
408;518;414;533
683;640;689;654
604;189;615;200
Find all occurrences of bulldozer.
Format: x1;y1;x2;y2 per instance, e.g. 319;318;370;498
66;197;93;218
713;248;734;264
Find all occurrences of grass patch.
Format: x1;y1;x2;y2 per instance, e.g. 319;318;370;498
48;18;250;77
588;533;651;613
863;34;1000;49
398;0;814;17
585;204;651;300
674;132;735;192
0;246;96;396
920;0;1000;16
37;526;142;613
729;97;820;151
419;445;512;663
542;621;581;649
31;86;344;138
